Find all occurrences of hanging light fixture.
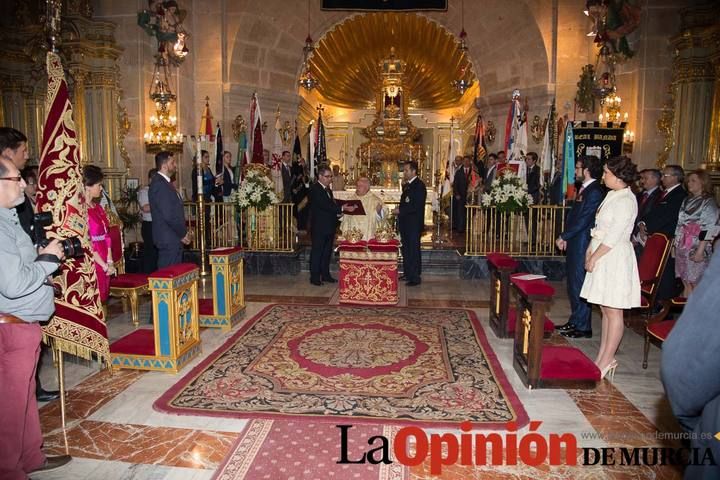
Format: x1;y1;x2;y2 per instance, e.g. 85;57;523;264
298;0;319;92
451;0;473;95
144;55;183;152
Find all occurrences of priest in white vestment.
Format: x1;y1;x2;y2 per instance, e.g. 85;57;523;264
340;177;384;241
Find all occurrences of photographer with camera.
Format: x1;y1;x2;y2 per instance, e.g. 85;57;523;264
0;157;72;478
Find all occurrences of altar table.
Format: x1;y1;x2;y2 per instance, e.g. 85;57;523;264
338;239;400;305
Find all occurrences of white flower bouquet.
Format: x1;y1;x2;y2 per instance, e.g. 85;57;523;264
480;170;534;214
233;168;279;211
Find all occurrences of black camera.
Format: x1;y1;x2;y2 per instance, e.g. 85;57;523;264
33;212;84;259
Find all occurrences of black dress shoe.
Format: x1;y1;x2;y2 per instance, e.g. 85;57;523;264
561;329;592;338
399;275;407;281
310;280;323;286
406;280;421;287
323;276;337;283
555;322;575;332
36;388;60;402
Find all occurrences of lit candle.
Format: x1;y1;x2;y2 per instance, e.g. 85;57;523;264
624;113;628;121
599;113;603;122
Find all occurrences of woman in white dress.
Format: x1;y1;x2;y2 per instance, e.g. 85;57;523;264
580;156;641;379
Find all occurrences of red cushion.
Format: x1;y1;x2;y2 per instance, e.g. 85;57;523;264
108;225;123;264
638;233;669;283
110;329;155;356
210;247;243;256
199;298;214;316
150;263;198;279
367;243;400;253
487;252;519;270
640;281;653;296
507;307;555;334
640;296;650;308
647;320;676;341
511;274;555;298
110;273;149;289
540;346;601;381
368;239;400;247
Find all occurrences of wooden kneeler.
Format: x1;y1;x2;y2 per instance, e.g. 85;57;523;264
109;263;202;373
487;253;555;339
199;247;246;331
512;276;600;389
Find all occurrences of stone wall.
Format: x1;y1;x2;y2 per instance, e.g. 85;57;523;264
91;0;701;189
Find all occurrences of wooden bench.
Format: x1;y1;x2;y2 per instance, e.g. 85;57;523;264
512;275;600;389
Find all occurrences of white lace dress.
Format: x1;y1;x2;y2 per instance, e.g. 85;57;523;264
580;187;641;309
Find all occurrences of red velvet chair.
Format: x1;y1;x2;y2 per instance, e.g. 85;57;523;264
511;276;600;389
108;224;150;327
643;296;685;369
632;233;672;368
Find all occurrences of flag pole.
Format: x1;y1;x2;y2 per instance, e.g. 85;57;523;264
46;0;70;453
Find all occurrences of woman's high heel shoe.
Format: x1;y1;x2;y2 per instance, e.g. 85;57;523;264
600;360;618;381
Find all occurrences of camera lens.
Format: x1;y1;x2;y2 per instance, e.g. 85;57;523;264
61;237;84;259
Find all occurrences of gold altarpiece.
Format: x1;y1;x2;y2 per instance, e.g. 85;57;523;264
355;48;428;187
0;0;128;200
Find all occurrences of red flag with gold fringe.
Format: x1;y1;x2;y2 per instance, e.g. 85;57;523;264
35;51;109;363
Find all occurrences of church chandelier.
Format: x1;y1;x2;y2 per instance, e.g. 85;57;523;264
451;0;474;95
298;0;319;92
144;55;183;153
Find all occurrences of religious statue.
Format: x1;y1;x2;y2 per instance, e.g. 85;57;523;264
138;0;190;65
340;177;385;241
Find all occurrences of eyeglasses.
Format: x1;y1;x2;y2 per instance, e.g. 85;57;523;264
0;176;23;182
662;173;676;177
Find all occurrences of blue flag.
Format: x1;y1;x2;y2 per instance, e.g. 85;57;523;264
562;121;575;198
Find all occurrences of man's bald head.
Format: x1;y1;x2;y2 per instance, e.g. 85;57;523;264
355;177;370;196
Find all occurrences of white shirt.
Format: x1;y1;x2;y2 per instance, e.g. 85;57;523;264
138;186;151;222
664;183;681;196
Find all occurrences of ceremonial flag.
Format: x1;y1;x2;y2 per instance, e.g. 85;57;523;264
214;125;223;174
270;112;284;194
472;113;487;166
36;51;109;362
562;121;576;199
308;120;316;180
315;109;327;167
505;93;528;163
440;124;454;198
540;101;555;186
199;98;214;137
292;121;302;162
236;124;248;180
249;93;264;164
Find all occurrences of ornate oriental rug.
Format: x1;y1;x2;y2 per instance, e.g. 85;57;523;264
212;420;407;480
155;305;527;428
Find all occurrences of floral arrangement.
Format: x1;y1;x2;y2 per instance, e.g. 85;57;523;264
481;170;534;214
233;168;278;211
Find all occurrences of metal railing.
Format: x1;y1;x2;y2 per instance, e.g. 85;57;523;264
238;203;295;252
464;205;569;256
183;201;239;251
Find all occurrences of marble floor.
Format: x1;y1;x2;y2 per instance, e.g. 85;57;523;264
31;273;686;479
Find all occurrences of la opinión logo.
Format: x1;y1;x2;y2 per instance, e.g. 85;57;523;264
336;422;718;475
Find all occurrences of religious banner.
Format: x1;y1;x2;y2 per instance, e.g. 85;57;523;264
36;51;109;362
571;122;625;162
249;93;264;164
322;0;447;11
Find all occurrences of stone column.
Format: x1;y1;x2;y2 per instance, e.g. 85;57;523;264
705;59;720;172
672;59;715;170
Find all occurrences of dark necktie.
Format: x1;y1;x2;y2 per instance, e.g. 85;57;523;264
639;191;650;210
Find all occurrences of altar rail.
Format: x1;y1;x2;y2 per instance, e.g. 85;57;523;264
183;201;239;250
464;205;569;257
182;202;295;252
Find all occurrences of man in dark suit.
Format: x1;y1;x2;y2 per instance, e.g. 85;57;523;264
549;157;564;205
308;165;355;286
555;155;605;338
395;161;427;287
637;165;687;300
149;151;190;269
452;156;471;233
632;168;662;256
280;151;293;204
525;152;541;205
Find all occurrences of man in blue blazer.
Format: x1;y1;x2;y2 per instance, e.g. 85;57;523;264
149;151;190;269
555;155;605;338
